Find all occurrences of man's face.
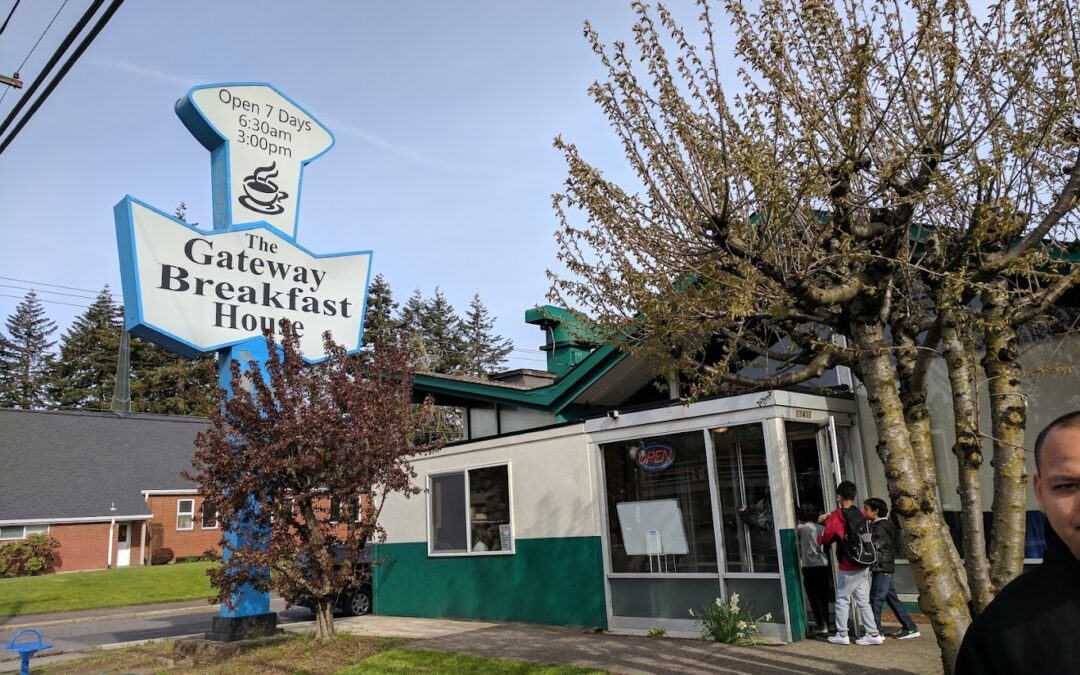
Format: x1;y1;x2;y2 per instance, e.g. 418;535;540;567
1033;425;1080;560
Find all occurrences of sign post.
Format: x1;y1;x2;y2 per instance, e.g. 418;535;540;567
115;82;372;641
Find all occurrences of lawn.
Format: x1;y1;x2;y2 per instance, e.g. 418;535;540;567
38;635;604;674
341;649;607;674
0;561;215;617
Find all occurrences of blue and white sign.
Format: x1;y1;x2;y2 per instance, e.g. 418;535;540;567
115;82;371;362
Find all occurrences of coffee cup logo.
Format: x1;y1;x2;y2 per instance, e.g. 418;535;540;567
238;162;289;215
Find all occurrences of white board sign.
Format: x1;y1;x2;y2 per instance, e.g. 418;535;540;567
615;499;689;556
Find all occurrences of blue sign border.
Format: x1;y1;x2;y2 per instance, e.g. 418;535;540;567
114;195;372;364
174;81;336;239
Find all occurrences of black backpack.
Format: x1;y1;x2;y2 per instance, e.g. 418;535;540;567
841;506;877;567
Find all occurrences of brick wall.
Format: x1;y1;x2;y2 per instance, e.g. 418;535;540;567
48;521;147;572
146;494;222;560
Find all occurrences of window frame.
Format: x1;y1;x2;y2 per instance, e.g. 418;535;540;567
176;499;195;531
426;461;514;557
0;525;48;540
200;501;218;529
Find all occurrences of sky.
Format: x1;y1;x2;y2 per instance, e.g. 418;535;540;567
0;1;706;369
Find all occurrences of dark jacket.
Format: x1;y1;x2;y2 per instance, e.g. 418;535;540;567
955;526;1080;674
869;518;897;573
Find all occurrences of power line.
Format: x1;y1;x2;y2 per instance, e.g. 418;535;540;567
0;0;121;154
0;276;118;296
0;283;101;300
0;0;67;108
0;292;89;308
0;0;22;38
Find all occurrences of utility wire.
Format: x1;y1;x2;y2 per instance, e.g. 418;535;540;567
0;275;117;295
0;0;22;38
0;292;90;308
0;0;117;153
0;0;67;107
0;282;103;300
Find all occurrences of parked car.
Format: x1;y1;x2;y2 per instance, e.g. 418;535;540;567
289;545;372;617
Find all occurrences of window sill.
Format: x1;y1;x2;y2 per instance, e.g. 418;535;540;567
427;549;516;558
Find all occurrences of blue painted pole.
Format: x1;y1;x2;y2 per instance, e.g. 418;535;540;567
217;338;273;622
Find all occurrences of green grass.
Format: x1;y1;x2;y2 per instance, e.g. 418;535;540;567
0;561;215;617
339;649;607;675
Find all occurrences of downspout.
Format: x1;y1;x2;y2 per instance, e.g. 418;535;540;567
106;501;117;569
106;518;115;569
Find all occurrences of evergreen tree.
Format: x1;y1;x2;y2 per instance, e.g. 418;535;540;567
0;291;57;408
460;294;513;377
418;288;464;374
398;288;431;370
361;274;399;352
49;287;122;409
130;338;216;416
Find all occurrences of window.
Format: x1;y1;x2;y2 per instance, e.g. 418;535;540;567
602;431;717;574
176;499;195;530
201;501;218;529
713;424;779;573
0;525;47;540
429;465;512;554
328;496;361;523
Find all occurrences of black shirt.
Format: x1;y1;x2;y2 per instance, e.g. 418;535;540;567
955;526;1080;674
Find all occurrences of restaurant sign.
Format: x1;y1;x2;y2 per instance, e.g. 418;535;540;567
115;83;371;362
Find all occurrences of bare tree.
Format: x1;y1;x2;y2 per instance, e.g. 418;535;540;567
550;1;1079;669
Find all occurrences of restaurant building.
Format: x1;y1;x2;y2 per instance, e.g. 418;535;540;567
372;305;1078;641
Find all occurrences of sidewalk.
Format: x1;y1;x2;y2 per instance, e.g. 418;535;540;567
0;599;215;631
331;616;944;675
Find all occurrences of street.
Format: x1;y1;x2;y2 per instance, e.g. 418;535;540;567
0;601;312;664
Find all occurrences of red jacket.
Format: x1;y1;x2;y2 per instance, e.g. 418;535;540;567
817;507;861;571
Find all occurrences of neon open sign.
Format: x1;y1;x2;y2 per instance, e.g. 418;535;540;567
636;443;675;472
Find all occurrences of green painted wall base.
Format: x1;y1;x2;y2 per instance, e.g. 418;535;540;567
372;536;607;629
779;528;806;642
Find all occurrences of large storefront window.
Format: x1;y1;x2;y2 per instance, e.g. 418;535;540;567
713;424;778;573
603;431;717;574
430;465;513;554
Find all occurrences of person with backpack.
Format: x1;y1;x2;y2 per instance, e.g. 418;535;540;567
817;480;884;645
863;497;920;639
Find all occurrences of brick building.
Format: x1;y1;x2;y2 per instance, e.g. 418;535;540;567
0;408;220;571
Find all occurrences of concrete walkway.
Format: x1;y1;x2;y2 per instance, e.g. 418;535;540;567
328;616;944;675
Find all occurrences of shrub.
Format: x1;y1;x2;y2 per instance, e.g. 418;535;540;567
648;627;668;638
0;534;60;577
176;549;219;564
690;594;772;645
150;548;174;565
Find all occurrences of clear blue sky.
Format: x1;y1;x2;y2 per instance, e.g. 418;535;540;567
1;1;714;368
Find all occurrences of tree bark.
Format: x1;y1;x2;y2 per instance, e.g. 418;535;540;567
851;316;970;674
315;598;336;641
895;331;971;603
941;319;993;612
981;290;1028;593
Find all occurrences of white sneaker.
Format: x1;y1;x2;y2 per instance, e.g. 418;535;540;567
827;633;851;645
855;633;885;646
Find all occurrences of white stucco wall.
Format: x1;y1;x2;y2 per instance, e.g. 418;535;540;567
378;423;598;544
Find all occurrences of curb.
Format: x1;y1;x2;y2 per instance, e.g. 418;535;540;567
0;604;220;632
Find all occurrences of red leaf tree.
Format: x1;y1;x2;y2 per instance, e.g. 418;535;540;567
185;322;442;639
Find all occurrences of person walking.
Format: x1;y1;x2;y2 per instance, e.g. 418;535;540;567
818;480;884;645
956;411;1080;674
862;497;920;639
797;504;831;635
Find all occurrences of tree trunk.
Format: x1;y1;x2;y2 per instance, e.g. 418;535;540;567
981;296;1028;593
896;332;971;602
941;319;993;612
314;598;336;641
851;316;971;674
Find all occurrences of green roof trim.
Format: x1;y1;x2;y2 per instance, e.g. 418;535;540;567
413;343;628;417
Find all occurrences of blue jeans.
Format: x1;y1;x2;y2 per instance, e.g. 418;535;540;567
870;571;917;632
